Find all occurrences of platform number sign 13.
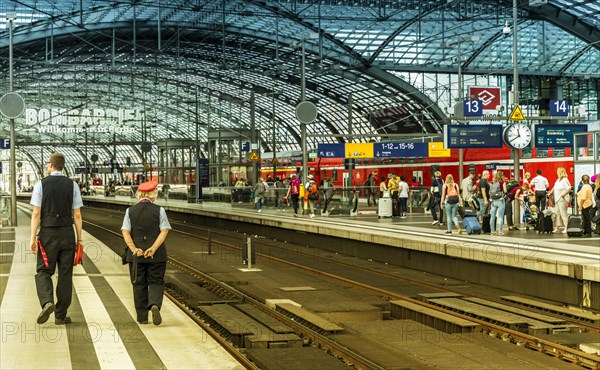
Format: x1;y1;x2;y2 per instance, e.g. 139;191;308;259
463;99;483;117
549;100;569;117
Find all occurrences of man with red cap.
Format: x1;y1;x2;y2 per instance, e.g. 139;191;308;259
121;180;171;325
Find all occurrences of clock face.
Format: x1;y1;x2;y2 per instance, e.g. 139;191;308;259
503;123;531;149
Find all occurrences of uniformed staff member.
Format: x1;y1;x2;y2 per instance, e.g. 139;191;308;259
30;152;84;325
121;180;171;325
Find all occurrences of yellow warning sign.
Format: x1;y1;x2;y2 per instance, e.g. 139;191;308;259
509;105;526;121
428;142;451;158
249;151;260;161
272;158;278;165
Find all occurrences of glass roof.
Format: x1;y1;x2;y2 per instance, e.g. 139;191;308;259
0;0;598;177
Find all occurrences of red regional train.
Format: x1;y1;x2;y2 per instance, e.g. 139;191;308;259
259;145;579;188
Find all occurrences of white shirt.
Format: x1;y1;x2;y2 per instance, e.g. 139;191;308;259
398;181;409;198
530;175;549;191
553;177;571;202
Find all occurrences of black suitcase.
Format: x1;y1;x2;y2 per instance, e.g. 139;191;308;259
482;214;492;233
536;214;553;234
567;215;583;237
458;206;476;219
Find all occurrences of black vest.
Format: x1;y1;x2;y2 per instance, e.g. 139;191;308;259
41;176;74;227
126;202;168;263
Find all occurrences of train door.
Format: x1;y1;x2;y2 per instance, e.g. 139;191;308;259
412;170;423;186
342;172;351;201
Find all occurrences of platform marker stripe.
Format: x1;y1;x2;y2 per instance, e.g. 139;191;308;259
73;275;135;370
82;235;245;369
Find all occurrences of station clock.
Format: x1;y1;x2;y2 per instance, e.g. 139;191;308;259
503;123;532;149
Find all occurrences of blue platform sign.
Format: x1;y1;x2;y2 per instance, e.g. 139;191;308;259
317;143;345;158
446;125;503;148
374;142;428;158
0;138;9;149
534;124;588;148
463;100;483;117
549;100;569;116
240;141;250;152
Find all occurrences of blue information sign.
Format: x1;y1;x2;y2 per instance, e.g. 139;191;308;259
534;124;588;148
463;100;483;117
549;100;569;117
317;143;345;158
446;125;503;148
0;138;9;149
374;142;428;158
240;141;250;152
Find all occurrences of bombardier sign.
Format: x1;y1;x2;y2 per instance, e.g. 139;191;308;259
469;87;501;111
25;108;143;134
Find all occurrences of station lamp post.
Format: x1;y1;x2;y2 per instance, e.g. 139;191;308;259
294;34;319;187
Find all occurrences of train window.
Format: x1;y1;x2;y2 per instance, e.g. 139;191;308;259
521;147;532;159
408;157;416;163
552;148;565;158
321;169;327;179
535;149;548;158
332;169;338;182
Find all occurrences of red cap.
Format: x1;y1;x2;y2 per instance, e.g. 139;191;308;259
138;181;158;192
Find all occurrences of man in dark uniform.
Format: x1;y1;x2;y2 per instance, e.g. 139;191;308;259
121;180;171;325
30;152;83;325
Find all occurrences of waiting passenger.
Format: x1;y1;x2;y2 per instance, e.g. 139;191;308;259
305;175;318;219
254;178;267;212
530;169;549;211
397;176;409;218
577;175;593;238
379;175;388;199
121;180;171;325
489;172;507;235
476;170;490;220
547;167;571;234
430;171;444;226
162;183;170;201
289;174;301;217
440;174;462;234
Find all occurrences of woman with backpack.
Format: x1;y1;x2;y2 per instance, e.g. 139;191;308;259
489;172;508;235
440;174;462;234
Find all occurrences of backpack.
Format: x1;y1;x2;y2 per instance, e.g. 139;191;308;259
490;182;504;199
505;180;519;193
446;184;458;197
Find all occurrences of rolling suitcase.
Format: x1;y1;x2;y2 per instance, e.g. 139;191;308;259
566;215;583;237
458;206;476;219
378;197;393;218
536;214;553;234
463;217;482;235
482;214;492;233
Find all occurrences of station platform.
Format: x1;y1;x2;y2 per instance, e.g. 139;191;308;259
84;194;599;280
0;211;245;370
77;194;600;311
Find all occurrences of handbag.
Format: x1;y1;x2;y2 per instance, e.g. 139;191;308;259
282;197;288;204
73;242;83;266
308;193;318;201
447;195;459;204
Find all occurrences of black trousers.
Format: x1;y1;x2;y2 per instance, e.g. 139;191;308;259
582;206;593;236
535;190;547;211
35;226;75;319
129;262;166;322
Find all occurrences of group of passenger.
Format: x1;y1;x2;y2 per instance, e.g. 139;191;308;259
430;167;599;236
252;174;330;219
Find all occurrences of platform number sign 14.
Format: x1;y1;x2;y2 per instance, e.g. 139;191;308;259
550;100;569;117
463;99;483;117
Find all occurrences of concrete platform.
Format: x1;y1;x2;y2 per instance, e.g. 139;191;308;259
0;212;244;370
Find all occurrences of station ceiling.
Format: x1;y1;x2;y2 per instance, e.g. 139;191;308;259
0;0;598;175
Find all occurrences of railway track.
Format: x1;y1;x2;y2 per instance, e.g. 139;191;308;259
28;204;599;369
